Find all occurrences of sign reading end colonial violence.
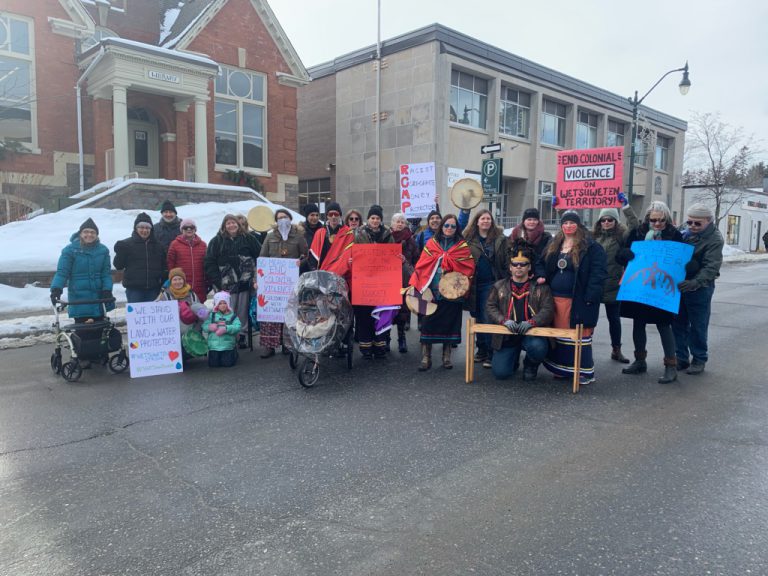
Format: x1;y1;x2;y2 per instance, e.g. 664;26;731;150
556;146;624;209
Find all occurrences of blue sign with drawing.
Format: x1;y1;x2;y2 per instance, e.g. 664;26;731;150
617;241;694;314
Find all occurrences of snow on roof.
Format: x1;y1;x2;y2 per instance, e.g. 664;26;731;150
162;0;216;49
101;37;218;68
160;2;183;44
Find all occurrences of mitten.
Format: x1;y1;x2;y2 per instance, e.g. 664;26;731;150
50;287;63;304
615;248;635;266
215;326;227;336
207;323;218;332
503;320;518;332
517;321;532;335
617;191;629;207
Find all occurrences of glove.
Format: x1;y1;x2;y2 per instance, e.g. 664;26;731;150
684;260;700;277
551;195;558;207
503;320;519;333
50;287;62;305
615;248;635;267
215;326;227;337
517;321;532;335
617;191;628;207
678;280;699;293
100;290;113;301
207;323;218;332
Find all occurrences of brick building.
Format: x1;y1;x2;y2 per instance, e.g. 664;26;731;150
0;0;308;222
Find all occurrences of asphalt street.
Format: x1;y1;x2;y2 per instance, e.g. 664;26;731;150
1;262;767;576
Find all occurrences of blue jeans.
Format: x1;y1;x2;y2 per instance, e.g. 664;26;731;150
491;336;548;380
125;288;160;303
672;284;715;364
471;282;494;356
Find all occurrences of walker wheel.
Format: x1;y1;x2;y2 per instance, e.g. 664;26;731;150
51;350;62;374
108;351;129;374
298;357;320;388
61;361;83;382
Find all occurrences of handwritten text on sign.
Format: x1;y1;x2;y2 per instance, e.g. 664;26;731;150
351;244;402;306
400;162;436;218
556;146;624;209
126;300;183;378
256;257;300;323
617;241;694;314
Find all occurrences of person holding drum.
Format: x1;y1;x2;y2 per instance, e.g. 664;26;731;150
541;211;607;385
409;214;476;370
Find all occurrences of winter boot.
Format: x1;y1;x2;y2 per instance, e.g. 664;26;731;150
360;343;374;360
658;357;678;384
622;350;648;374
686;360;706;375
418;343;432;371
442;344;453;369
522;358;539;381
611;346;630;364
398;326;408;354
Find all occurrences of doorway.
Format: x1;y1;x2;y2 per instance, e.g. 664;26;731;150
127;113;159;178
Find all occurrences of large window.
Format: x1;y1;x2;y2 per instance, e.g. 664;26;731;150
726;214;740;245
450;70;487;130
298;178;331;215
537;181;557;224
655;135;671;171
499;87;530;139
634;128;651;166
576;111;598;149
541;99;566;147
215;66;266;170
607;119;625;147
0;13;34;148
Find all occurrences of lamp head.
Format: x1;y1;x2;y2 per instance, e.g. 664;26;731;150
679;62;691;95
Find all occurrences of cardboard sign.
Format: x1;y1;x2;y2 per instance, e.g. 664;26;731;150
400;162;436;217
351;244;402;306
556;146;624;209
256;257;301;323
617;241;694;314
126;300;183;378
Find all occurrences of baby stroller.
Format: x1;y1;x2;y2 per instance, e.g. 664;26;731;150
284;270;353;388
50;297;129;382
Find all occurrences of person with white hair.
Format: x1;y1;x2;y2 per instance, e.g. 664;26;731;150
672;203;724;375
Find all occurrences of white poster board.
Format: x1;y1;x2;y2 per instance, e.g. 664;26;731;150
400;162;436;217
126;300;183;378
256;257;301;323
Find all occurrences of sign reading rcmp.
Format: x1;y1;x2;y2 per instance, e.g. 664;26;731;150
555;146;624;209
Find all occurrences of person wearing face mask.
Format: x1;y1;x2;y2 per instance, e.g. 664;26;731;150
308;201;355;275
672;203;724;376
541;211;606;386
257;208;309;357
113;212;167;303
616;201;684;383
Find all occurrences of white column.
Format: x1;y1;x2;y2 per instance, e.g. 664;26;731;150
112;84;129;178
194;96;209;183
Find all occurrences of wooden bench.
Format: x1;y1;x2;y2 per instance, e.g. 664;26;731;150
465;317;585;393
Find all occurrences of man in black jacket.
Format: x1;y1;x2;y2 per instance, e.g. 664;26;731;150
114;213;167;303
154;199;182;251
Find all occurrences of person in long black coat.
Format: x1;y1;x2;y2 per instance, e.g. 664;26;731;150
113;212;167;303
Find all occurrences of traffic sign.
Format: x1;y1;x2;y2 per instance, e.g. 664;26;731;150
481;142;502;155
481;158;502;197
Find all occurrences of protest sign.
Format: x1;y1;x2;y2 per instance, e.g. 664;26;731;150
400;162;436;217
351;244;402;306
617;241;694;314
256;257;301;323
556;146;624;209
126;300;183;378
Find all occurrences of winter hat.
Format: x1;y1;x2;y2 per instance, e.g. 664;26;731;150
522;207;540;221
598;208;620;221
213;291;231;310
179;218;197;231
134;212;153;229
168;267;186;282
160;200;177;214
367;204;384;220
326;201;342;216
274;208;292;221
79;217;99;234
687;203;714;220
303;203;320;217
426;209;441;221
560;211;581;226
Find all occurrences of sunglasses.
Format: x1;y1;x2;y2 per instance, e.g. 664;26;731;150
182;226;196;231
510;262;530;268
649;218;666;224
686;220;705;227
599;218;615;223
443;223;457;229
347;216;360;221
327;212;340;217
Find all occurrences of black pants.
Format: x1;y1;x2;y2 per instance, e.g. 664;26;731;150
208;349;238;368
354;305;387;356
632;321;675;358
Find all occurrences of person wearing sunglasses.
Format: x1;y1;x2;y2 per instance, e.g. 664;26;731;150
591;191;639;365
615;201;685;383
308;202;355;275
344;210;363;229
672;203;724;375
167;218;209;302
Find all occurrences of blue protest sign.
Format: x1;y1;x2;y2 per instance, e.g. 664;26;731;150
617;241;694;314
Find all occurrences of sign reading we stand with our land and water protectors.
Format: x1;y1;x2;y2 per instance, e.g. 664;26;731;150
126;300;183;378
556;146;624;209
399;162;436;218
256;257;301;323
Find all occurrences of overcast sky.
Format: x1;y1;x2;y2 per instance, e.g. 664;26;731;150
268;0;768;166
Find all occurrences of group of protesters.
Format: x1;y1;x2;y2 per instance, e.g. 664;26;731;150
50;193;723;384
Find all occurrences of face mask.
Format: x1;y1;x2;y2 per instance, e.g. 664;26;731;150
277;218;291;240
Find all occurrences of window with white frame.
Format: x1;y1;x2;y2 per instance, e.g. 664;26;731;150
726;214;740;245
450;70;487;130
576;110;598;149
541;99;566;147
607;119;625;147
634;128;651;166
0;13;34;148
299;178;332;215
655;135;671;171
538;181;557;224
215;66;266;170
499;87;530;139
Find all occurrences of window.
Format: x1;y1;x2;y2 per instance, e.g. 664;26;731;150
634;128;651;166
726;214;740;245
450;70;487;130
541;99;566;147
499;87;530;139
607;119;625;147
299;178;331;215
537;181;557;224
0;13;34;148
215;66;266;170
576;111;598;149
80;27;119;52
655;135;671;171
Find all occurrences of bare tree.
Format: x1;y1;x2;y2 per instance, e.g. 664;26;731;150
683;112;762;226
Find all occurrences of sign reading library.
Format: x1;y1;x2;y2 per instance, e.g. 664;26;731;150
555;146;624;209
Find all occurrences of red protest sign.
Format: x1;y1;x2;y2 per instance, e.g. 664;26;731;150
556;146;624;209
351;244;402;306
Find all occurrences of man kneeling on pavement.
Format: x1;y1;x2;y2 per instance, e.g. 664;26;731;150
486;246;554;380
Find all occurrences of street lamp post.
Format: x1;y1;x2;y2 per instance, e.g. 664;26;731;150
627;62;691;201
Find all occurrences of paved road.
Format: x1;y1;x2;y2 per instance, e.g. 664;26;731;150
1;263;767;576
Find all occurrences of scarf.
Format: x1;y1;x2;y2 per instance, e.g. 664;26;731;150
644;228;663;241
277;219;292;241
169;283;192;300
409;236;475;293
512;221;545;246
391;227;413;244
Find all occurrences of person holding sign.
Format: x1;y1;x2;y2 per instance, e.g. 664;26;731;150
409;214;475;370
542;212;606;386
616;201;684;384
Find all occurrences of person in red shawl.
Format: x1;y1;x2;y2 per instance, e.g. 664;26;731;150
409;213;475;370
308;202;355;278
